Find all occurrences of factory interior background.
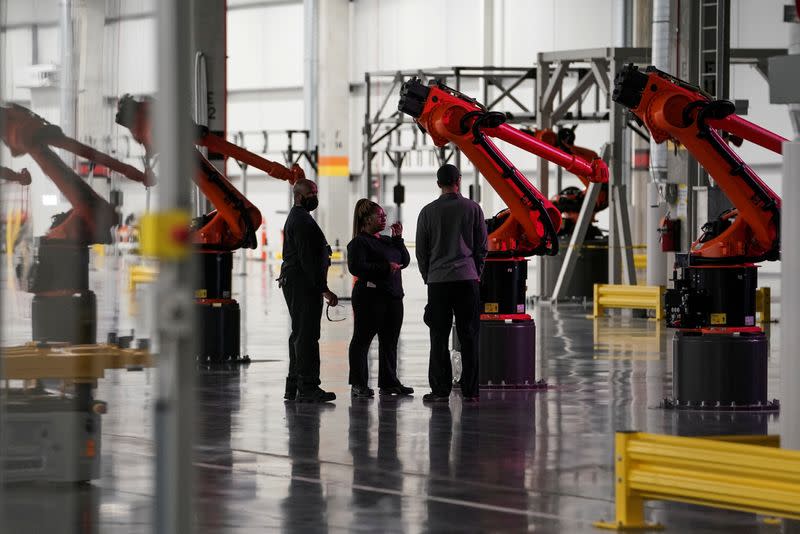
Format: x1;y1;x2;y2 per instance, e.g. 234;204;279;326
1;0;799;532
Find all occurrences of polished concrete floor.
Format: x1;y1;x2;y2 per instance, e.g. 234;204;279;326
1;256;784;533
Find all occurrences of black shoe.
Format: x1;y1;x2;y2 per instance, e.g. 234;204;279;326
379;385;414;396
463;395;480;403
422;392;450;403
351;386;374;398
284;377;297;401
296;388;336;403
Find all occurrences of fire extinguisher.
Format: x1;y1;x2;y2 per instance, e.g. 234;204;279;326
658;213;680;252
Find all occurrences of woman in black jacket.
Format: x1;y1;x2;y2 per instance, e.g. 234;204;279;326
347;199;414;398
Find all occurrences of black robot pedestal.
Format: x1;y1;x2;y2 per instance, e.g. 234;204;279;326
30;240;97;345
665;255;758;329
32;292;97;345
478;318;539;387
474;258;544;388
665;331;777;410
196;250;249;365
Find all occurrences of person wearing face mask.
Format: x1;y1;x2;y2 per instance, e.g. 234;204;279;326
279;179;339;403
346;199;414;398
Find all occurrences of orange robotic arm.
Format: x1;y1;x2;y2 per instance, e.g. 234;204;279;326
0;166;31;185
0;104;152;244
116;95;308;251
530;128;609;223
613;65;785;264
398;78;608;257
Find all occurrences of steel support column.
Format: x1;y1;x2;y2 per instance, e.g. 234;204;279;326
154;1;196;533
535;56;552;297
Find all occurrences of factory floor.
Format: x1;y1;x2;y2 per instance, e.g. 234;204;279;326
1;258;784;533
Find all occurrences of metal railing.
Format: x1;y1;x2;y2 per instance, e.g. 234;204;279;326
595;431;800;530
593;284;664;320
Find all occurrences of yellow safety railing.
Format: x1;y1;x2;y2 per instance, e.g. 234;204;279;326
595;432;800;530
593;284;665;320
128;265;158;293
756;286;771;323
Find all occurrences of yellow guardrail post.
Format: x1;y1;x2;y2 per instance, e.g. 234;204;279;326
593;284;665;319
594;283;602;318
596;432;800;530
756;287;771;324
595;432;663;531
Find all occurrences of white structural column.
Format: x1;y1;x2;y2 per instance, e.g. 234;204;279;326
783;141;800;452
646;0;670;286
781;14;800;454
315;0;351;250
75;0;106;146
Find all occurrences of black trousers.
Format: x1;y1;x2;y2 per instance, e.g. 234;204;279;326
348;284;404;388
425;280;481;397
282;279;323;393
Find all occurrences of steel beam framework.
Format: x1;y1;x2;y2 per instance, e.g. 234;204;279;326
537;48;649;298
363;66;552;207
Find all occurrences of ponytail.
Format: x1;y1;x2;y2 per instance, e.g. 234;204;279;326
352;198;378;238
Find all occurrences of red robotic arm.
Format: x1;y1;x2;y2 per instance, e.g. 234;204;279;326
398;78;608;257
0;104;152;244
116;95;304;250
613;65;784;263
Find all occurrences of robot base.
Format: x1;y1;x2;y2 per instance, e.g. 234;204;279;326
664;330;778;411
478;318;545;389
197;300;249;365
32;291;97;345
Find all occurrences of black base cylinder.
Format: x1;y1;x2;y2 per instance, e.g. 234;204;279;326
32;291;97;344
196;251;233;299
665;258;757;329
478;319;541;387
480;258;528;315
670;331;773;409
544;236;608;299
197;300;247;364
29;240;90;293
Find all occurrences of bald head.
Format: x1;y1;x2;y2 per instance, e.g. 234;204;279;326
293;179;319;211
293;179;317;197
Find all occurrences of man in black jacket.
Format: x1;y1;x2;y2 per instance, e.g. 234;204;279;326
280;179;338;403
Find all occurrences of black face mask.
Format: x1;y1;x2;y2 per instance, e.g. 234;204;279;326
300;195;319;212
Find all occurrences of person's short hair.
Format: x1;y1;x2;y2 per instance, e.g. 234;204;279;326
437;164;461;186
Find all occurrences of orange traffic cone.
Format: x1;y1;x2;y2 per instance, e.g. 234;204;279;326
260;222;268;261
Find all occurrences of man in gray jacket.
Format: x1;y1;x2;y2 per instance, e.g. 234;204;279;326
416;164;488;403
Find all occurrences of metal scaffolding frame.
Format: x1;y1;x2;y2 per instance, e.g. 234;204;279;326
362;65;570;208
537;47;650;299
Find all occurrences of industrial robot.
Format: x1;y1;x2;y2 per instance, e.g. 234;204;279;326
613;64;786;409
530;127;608;238
116;95;304;364
398;78;608;386
0;103;154;344
0;104;154;485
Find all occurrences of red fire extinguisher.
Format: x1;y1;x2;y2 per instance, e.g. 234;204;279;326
658;214;681;252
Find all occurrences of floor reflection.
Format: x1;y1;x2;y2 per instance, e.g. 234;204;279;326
348;397;407;532
1;261;785;532
282;402;333;534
